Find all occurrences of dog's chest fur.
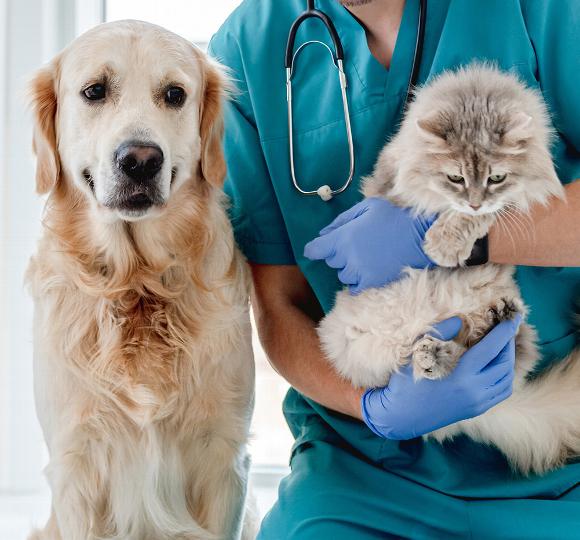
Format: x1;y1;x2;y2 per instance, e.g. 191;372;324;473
29;228;252;433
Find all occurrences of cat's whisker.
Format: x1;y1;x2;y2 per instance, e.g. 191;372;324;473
497;208;520;238
507;203;537;245
502;207;529;243
500;207;529;249
501;204;528;240
496;209;517;253
509;214;533;247
514;215;535;246
504;204;536;246
500;212;519;253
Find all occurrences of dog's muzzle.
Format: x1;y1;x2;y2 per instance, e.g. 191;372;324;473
108;141;165;212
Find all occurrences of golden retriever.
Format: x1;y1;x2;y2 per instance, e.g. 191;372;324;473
26;20;256;540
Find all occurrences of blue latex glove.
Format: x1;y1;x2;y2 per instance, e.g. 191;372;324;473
361;315;520;440
304;198;435;294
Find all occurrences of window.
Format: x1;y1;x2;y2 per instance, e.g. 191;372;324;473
106;0;241;48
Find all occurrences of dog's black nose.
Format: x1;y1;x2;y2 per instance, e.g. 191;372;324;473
115;142;164;182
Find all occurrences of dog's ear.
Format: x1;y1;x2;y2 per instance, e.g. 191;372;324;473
29;64;60;194
198;58;229;188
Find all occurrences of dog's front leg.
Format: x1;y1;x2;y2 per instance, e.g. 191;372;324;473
28;509;62;540
46;433;106;540
201;448;256;540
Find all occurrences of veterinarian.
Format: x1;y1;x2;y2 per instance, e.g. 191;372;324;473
209;0;580;537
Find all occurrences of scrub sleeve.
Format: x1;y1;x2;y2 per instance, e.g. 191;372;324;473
221;99;296;265
209;31;296;266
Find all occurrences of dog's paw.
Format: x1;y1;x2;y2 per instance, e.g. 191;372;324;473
411;336;459;380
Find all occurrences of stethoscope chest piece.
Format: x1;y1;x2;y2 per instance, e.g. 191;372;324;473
317;185;333;201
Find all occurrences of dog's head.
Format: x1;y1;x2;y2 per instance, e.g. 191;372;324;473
29;20;228;222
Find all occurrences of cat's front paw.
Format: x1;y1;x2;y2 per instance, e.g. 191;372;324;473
423;225;474;267
423;212;495;268
411;336;461;380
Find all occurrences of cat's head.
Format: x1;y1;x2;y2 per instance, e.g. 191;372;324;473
368;65;564;216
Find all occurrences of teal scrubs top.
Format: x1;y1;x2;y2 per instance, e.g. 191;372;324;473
209;0;580;533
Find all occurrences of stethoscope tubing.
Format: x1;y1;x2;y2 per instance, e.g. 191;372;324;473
285;3;344;68
406;0;427;108
286;0;427;201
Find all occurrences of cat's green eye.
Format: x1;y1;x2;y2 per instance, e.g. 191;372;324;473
488;173;507;185
447;174;465;184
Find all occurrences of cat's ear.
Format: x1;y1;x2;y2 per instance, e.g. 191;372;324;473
503;112;533;152
416;113;449;152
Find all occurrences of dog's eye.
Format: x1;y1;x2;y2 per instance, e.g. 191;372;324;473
83;83;106;101
165;87;186;107
488;173;507;185
447;174;465;185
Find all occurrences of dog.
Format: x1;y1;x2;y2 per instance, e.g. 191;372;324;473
26;20;256;540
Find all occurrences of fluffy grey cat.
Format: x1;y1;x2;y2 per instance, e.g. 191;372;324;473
318;64;580;475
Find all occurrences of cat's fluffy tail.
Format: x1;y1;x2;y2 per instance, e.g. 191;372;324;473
434;348;580;475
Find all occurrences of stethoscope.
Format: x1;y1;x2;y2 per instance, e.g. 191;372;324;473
285;0;427;201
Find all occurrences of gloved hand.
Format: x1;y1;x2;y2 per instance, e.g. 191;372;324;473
361;315;520;440
304;198;436;294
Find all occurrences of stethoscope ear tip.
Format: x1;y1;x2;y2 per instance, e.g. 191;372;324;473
317;185;333;201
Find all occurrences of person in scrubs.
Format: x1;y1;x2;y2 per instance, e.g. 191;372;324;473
208;0;580;537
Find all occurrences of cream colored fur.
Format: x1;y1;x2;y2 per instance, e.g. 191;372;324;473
27;21;257;540
319;65;580;475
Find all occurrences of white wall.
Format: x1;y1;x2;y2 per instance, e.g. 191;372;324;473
1;0;44;493
0;0;9;493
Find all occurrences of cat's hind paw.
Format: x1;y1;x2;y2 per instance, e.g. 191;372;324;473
486;297;522;326
411;335;462;380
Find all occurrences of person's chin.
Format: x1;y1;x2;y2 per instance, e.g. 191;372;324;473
339;0;375;7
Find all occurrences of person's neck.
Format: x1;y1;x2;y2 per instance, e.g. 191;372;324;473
345;0;406;69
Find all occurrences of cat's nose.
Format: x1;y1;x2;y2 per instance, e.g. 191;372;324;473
470;204;482;210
